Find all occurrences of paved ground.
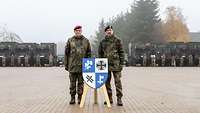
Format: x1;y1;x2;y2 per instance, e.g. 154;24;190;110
0;67;200;113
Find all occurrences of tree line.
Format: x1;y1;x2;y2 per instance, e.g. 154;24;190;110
92;0;190;54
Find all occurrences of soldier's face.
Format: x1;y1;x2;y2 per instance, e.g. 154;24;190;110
105;28;113;36
74;28;82;37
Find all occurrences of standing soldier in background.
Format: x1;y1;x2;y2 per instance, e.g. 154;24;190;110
64;25;91;105
98;25;125;106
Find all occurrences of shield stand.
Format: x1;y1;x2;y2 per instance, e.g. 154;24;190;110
94;89;98;104
80;83;111;108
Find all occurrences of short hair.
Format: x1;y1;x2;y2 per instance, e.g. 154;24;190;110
104;25;113;32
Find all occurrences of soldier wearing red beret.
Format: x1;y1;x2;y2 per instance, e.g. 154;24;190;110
65;25;91;104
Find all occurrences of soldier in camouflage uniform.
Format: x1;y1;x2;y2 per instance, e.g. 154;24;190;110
98;25;124;106
64;25;91;105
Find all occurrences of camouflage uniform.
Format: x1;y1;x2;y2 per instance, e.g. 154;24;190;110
98;35;124;101
64;35;91;99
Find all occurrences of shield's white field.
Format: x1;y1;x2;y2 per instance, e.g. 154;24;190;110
95;58;108;73
83;73;95;88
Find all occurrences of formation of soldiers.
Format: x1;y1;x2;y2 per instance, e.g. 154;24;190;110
64;25;124;106
0;42;57;67
128;42;200;67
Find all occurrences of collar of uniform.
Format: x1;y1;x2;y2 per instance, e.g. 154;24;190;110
73;35;84;39
105;35;115;40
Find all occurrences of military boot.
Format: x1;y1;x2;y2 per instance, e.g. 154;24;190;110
78;95;82;104
117;98;123;106
69;95;75;104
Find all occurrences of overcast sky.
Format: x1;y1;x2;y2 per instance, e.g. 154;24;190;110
0;0;199;43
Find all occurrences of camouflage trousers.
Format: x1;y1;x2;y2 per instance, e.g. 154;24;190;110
106;71;123;99
69;72;84;97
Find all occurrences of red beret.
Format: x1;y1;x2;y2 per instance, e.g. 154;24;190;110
74;25;82;30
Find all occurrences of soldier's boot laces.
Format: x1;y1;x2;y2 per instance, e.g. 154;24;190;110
117;98;123;106
69;96;75;105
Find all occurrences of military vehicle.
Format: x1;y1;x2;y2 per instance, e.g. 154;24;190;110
128;42;200;67
0;42;57;67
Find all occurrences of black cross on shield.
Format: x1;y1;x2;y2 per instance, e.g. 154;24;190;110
86;75;94;83
96;60;106;70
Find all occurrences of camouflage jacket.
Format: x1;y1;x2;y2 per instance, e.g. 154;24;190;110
64;35;91;73
98;35;124;71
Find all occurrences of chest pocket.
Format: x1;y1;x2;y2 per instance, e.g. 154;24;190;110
70;39;87;57
102;40;119;59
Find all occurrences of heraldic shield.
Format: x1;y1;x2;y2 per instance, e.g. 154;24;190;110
82;58;108;89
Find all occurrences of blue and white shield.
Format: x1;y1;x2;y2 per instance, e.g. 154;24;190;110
82;58;108;89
